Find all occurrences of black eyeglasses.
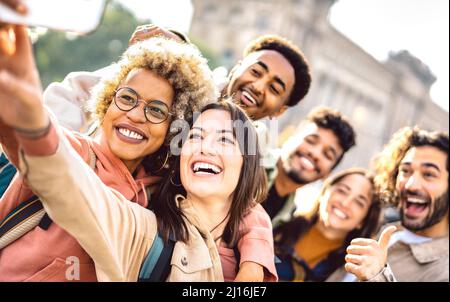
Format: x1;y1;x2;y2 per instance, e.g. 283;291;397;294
113;87;172;124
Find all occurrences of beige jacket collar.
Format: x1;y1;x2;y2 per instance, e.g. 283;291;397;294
410;235;449;264
174;195;224;281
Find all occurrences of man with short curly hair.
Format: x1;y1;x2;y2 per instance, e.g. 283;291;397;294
222;34;311;121
344;127;449;282
263;106;356;228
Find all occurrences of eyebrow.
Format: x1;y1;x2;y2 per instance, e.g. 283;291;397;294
338;183;351;191
400;162;441;172
256;61;286;92
192;127;234;134
357;195;369;205
338;183;369;205
423;162;441;172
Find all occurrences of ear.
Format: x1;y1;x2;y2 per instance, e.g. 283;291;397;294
228;60;242;79
269;105;288;119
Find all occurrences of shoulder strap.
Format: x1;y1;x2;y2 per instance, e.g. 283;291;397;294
0;196;44;249
0;144;98;250
138;233;176;282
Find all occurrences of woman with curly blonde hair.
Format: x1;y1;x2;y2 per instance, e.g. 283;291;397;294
0;28;215;281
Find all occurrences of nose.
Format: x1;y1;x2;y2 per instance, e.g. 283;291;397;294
200;135;218;156
404;172;423;192
250;79;265;96
340;196;353;208
306;145;321;164
126;102;147;123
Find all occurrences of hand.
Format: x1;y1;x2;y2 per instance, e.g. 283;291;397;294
0;25;47;131
128;24;184;45
1;1;27;56
0;25;16;56
234;261;264;282
344;225;397;281
0;0;27;14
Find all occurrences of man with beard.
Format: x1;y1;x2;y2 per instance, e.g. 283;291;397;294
345;127;449;282
262;106;356;228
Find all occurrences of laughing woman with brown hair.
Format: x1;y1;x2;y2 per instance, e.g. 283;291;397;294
274;168;382;281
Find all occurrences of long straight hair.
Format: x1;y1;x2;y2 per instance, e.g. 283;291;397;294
152;100;268;245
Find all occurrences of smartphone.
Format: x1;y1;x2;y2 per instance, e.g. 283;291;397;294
0;0;106;34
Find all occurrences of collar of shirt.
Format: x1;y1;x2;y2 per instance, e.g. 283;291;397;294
389;228;449;264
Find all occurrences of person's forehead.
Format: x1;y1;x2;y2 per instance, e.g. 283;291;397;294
193;109;233;133
337;174;372;198
301;124;340;144
123;68;172;99
243;50;294;72
287;123;342;152
401;146;447;169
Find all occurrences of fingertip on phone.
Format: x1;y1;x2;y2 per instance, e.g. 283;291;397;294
16;3;28;14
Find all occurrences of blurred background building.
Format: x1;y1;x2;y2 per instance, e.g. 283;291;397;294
189;0;449;170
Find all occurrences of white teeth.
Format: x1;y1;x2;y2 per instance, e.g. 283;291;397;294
242;91;257;104
118;128;144;140
300;157;315;171
333;208;348;220
193;162;222;174
407;198;428;204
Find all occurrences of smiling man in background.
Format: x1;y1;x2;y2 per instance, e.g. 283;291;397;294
345;127;449;282
262;106;356;228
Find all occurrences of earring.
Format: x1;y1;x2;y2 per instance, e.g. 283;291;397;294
170;173;182;187
153;152;170;173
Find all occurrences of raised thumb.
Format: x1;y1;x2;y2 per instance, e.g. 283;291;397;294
378;225;397;251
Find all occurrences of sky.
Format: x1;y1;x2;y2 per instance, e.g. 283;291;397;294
117;0;449;112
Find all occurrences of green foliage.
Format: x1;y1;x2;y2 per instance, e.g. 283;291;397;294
35;1;140;88
34;1;225;88
188;35;223;70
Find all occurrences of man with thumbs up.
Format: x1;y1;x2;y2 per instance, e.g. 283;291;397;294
345;127;449;282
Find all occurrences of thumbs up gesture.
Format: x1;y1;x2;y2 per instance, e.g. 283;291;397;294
344;225;397;281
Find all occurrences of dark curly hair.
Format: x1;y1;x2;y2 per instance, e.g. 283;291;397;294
306;106;356;167
244;34;311;107
373;127;449;205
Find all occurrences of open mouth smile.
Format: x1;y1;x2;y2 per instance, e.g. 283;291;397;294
239;89;259;107
191;161;223;176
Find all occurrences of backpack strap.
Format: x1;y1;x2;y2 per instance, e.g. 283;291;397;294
138;233;176;282
0;196;44;249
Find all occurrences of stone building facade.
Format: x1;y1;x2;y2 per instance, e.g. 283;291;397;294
190;0;449;170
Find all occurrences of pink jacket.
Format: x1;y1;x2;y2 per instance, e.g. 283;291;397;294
0;120;159;281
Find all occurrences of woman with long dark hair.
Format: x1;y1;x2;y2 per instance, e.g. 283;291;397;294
274;168;382;281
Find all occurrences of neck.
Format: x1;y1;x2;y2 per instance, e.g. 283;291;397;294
122;159;142;174
187;193;231;237
274;160;305;197
98;132;142;174
315;218;348;241
414;215;449;238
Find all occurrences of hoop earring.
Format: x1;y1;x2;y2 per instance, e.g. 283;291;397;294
153;152;170;173
170;173;182;187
